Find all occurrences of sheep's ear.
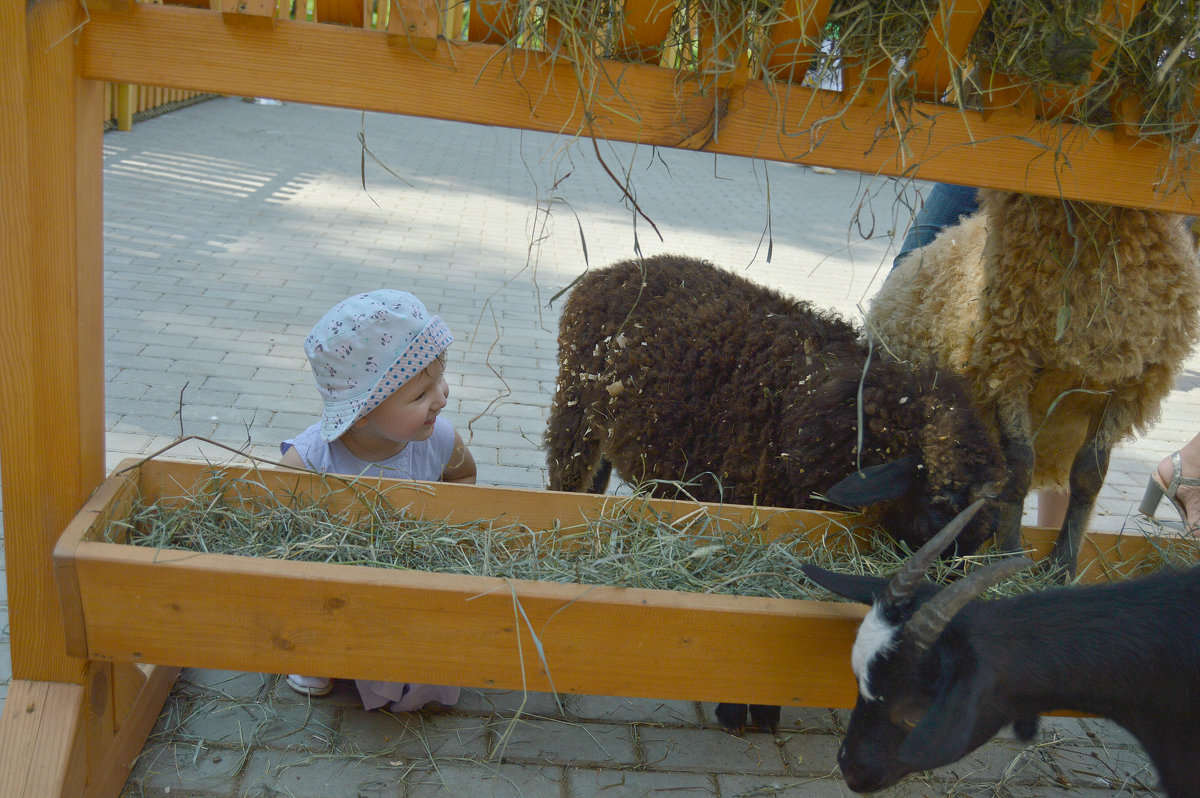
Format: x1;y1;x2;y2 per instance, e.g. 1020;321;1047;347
824;454;920;506
799;564;885;605
896;669;989;770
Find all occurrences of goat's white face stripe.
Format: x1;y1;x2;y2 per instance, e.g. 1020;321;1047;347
852;604;898;701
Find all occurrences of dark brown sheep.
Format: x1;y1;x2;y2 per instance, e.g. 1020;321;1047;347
544;254;1004;734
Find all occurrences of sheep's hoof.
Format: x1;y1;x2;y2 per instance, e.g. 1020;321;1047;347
715;703;781;735
749;704;781;735
715;702;749;735
1012;716;1040;741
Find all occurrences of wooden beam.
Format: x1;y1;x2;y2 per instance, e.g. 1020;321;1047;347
612;0;675;65
0;664;181;798
762;0;833;84
115;82;134;130
387;0;440;48
77;3;1200;213
467;0;517;44
0;681;86;797
0;2;169;796
4;0;102;692
69;539;867;709
910;0;991;101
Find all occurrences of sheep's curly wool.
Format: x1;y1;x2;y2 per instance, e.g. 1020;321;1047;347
867;189;1200;573
545;254;1003;554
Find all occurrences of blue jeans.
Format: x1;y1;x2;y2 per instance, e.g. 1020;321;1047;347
893;183;979;268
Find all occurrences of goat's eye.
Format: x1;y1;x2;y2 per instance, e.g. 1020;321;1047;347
889;701;925;730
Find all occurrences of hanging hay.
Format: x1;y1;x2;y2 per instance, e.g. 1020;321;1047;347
487;1;1200;155
103;468;1200;602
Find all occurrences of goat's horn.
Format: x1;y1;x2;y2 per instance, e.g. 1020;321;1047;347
880;498;987;608
903;555;1034;651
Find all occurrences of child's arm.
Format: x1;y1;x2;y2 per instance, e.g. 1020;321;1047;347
441;430;477;484
279;446;307;469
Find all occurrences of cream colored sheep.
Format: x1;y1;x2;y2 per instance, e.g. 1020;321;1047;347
867;189;1200;576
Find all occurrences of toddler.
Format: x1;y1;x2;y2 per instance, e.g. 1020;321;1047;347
279;289;477;710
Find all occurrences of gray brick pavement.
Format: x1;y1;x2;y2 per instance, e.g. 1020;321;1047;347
1;95;1188;795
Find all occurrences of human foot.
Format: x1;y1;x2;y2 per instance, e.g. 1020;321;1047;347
1140;450;1200;534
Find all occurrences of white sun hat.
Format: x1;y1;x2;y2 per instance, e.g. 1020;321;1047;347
303;289;453;441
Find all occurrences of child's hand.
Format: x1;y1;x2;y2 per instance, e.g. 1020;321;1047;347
442;430;477;484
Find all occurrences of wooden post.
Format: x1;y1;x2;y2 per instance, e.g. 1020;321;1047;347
763;0;834;84
115;83;134;130
0;1;177;796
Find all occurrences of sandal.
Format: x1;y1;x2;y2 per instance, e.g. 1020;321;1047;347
1138;451;1200;530
287;674;333;697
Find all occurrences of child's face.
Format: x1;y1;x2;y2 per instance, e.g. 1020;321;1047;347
352;357;449;445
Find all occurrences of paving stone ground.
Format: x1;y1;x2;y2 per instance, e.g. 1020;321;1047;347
4;95;1193;796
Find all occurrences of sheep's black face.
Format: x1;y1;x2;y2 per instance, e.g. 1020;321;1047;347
878;491;997;558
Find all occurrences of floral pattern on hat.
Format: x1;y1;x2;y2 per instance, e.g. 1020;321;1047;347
303;290;454;442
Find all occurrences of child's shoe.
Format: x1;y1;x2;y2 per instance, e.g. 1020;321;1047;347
287;674;332;697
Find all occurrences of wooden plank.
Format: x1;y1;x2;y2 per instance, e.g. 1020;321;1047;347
76;3;1200;213
0;667;178;798
910;0;990;101
0;680;87;798
387;0;440;47
313;0;364;26
467;0;517;44
86;664;181;798
613;0;676;65
70;539;868;708
762;0;833;84
2;0;98;688
54;470;140;658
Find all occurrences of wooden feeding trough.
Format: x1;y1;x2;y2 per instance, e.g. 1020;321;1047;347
51;459;1175;713
52;459;870;711
5;0;1200;796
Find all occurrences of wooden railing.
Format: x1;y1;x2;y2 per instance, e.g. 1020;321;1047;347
78;0;1200;213
101;82;215;130
101;0;464;129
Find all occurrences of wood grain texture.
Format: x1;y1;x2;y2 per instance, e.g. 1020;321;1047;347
0;680;86;798
911;0;991;100
53;461;1176;713
71;540;868;708
77;3;1200;212
3;0;101;688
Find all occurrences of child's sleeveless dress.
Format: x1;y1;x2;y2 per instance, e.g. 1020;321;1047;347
282;417;461;711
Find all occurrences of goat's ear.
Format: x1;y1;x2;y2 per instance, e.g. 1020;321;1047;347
799;564;886;605
824;454;920;506
896;668;991;770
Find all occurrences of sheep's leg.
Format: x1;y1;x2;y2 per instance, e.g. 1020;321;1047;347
1051;395;1130;579
545;386;606;493
714;702;781;735
588;459;613;493
993;400;1035;553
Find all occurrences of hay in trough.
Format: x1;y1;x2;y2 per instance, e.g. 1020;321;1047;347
104;468;1200;601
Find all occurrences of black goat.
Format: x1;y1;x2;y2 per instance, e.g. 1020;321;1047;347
801;503;1200;797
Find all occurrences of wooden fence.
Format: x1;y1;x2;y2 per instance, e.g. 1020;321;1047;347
101;82;215;130
101;0;465;130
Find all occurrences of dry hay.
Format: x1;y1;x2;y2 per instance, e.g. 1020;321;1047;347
482;1;1200;154
104;467;1200;601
